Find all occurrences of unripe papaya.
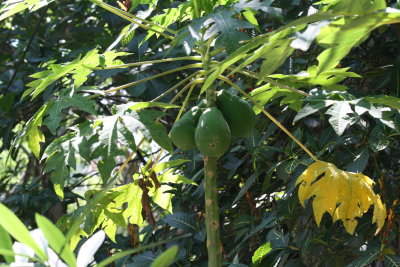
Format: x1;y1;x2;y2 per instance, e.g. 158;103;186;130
170;106;202;150
216;90;256;138
195;107;231;158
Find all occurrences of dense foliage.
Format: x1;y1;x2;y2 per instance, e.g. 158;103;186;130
1;0;400;266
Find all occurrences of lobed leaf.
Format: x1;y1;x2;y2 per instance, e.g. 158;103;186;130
0;0;54;21
296;161;386;234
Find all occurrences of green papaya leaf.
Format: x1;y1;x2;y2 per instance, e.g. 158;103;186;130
0;0;54;21
365;95;400;110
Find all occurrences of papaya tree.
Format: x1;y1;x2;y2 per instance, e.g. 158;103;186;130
0;0;400;266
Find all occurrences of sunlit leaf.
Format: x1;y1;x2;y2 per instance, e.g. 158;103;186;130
144;7;187;42
23;50;129;99
159;170;197;185
296;161;386;234
252;242;272;265
118;182;145;226
365;95;400;110
0;203;47;261
291;21;330;51
0;224;13;263
259;39;294;78
233;0;282;17
325;101;355;136
35;215;77;267
316;12;400;74
21;105;48;159
0;0;54;21
372;197;387;235
151;184;174;213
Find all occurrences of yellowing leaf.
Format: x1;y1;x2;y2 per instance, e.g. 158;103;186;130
309;165;341;225
372;196;387;235
296;161;386;234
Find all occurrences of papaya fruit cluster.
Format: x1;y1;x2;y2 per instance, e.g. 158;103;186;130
170;90;257;158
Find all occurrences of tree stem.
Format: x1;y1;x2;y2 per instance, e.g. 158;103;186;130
200;35;222;266
204;156;222;267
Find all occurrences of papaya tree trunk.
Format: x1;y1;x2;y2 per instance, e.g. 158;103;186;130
204;156;222;267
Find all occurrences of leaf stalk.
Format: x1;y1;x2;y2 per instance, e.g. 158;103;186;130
83;56;202;70
88;64;203;99
90;0;175;39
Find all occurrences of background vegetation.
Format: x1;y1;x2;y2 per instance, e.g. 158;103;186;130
1;0;400;266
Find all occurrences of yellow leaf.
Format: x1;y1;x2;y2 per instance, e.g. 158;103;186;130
334;171;365;222
342;218;358;235
372;196;387;235
309;166;341;225
296;161;334;207
296;160;386;235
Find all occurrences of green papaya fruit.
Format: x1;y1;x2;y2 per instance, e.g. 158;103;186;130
216;90;257;138
169;106;202;150
195;107;231;158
